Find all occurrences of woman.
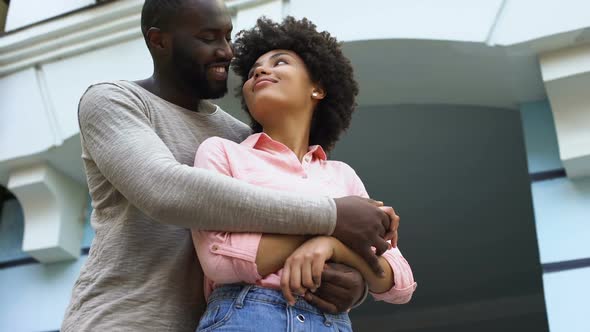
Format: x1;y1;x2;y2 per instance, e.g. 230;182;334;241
192;17;417;331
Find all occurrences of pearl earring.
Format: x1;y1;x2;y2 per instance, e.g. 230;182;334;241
312;92;318;97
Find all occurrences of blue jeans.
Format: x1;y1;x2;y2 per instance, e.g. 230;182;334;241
197;284;353;332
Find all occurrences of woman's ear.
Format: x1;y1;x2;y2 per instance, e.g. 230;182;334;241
311;86;326;100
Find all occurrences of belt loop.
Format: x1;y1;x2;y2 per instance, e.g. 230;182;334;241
322;312;333;328
234;284;253;309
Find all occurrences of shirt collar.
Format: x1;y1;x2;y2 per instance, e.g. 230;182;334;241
241;132;327;161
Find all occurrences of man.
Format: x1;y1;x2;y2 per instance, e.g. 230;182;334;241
61;0;399;331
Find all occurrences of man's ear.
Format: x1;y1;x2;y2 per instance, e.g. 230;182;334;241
311;86;326;100
146;27;169;53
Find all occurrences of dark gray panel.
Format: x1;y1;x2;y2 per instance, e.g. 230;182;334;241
330;105;548;331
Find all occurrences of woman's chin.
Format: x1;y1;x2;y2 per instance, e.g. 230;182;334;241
249;96;289;112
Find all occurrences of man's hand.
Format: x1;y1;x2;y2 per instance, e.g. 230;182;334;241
303;263;365;314
379;206;399;248
333;196;398;275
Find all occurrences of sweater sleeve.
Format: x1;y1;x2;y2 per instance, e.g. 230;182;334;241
77;83;336;234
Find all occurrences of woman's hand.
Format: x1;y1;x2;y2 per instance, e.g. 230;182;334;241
280;236;337;305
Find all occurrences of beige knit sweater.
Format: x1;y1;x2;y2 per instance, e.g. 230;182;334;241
61;81;336;332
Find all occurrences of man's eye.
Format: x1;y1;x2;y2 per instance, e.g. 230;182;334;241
198;36;216;42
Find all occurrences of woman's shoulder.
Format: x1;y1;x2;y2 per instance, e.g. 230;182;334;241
199;136;242;152
323;159;357;174
195;136;244;163
323;159;368;196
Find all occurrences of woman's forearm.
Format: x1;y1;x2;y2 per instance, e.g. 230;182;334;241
330;238;394;293
256;235;395;294
256;235;309;276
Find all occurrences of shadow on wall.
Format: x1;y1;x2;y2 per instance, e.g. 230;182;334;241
0;1;7;33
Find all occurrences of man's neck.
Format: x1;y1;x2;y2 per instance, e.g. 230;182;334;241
135;74;202;112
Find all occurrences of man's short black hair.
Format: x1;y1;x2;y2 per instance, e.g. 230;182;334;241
232;16;359;152
141;0;186;39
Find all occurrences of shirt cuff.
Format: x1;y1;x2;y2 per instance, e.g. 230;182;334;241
211;232;263;284
370;248;417;304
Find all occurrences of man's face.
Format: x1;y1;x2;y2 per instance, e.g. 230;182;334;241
169;0;233;99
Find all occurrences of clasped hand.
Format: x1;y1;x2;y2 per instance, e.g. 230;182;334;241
280;205;397;310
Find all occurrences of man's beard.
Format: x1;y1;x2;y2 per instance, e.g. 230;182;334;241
171;47;228;99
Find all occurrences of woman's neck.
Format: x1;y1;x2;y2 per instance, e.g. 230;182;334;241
263;121;311;162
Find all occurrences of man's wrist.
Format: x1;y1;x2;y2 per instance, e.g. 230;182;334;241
351;282;369;309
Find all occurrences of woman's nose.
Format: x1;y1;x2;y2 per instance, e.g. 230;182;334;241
254;65;270;77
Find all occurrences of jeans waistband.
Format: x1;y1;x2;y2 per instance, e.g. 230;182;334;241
208;284;350;320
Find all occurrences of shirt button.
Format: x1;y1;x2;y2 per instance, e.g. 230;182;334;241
211;245;219;251
301;174;308;179
304;156;311;162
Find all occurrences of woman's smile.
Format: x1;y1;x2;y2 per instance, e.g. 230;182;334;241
253;77;278;91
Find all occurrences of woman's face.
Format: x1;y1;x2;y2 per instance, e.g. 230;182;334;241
242;49;321;127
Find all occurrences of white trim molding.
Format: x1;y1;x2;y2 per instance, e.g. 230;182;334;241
0;0;276;77
540;44;590;178
7;163;86;263
0;0;143;77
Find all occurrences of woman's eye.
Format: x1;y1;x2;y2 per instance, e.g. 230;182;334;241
275;60;287;66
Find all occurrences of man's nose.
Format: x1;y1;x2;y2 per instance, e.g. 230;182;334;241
215;38;233;60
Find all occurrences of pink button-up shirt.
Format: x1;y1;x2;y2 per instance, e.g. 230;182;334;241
191;133;417;304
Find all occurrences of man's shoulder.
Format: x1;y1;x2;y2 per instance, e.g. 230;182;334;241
80;80;143;104
77;80;151;131
209;105;252;141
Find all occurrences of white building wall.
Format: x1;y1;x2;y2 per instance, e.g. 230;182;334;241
543;267;590;332
5;0;95;31
0;68;56;160
41;38;152;139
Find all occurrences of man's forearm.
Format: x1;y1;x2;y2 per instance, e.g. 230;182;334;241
79;84;337;234
123;162;337;234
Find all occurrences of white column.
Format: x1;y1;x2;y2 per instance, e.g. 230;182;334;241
540;44;590;178
7;163;86;263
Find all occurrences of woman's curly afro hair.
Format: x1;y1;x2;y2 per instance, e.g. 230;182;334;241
232;16;359;152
